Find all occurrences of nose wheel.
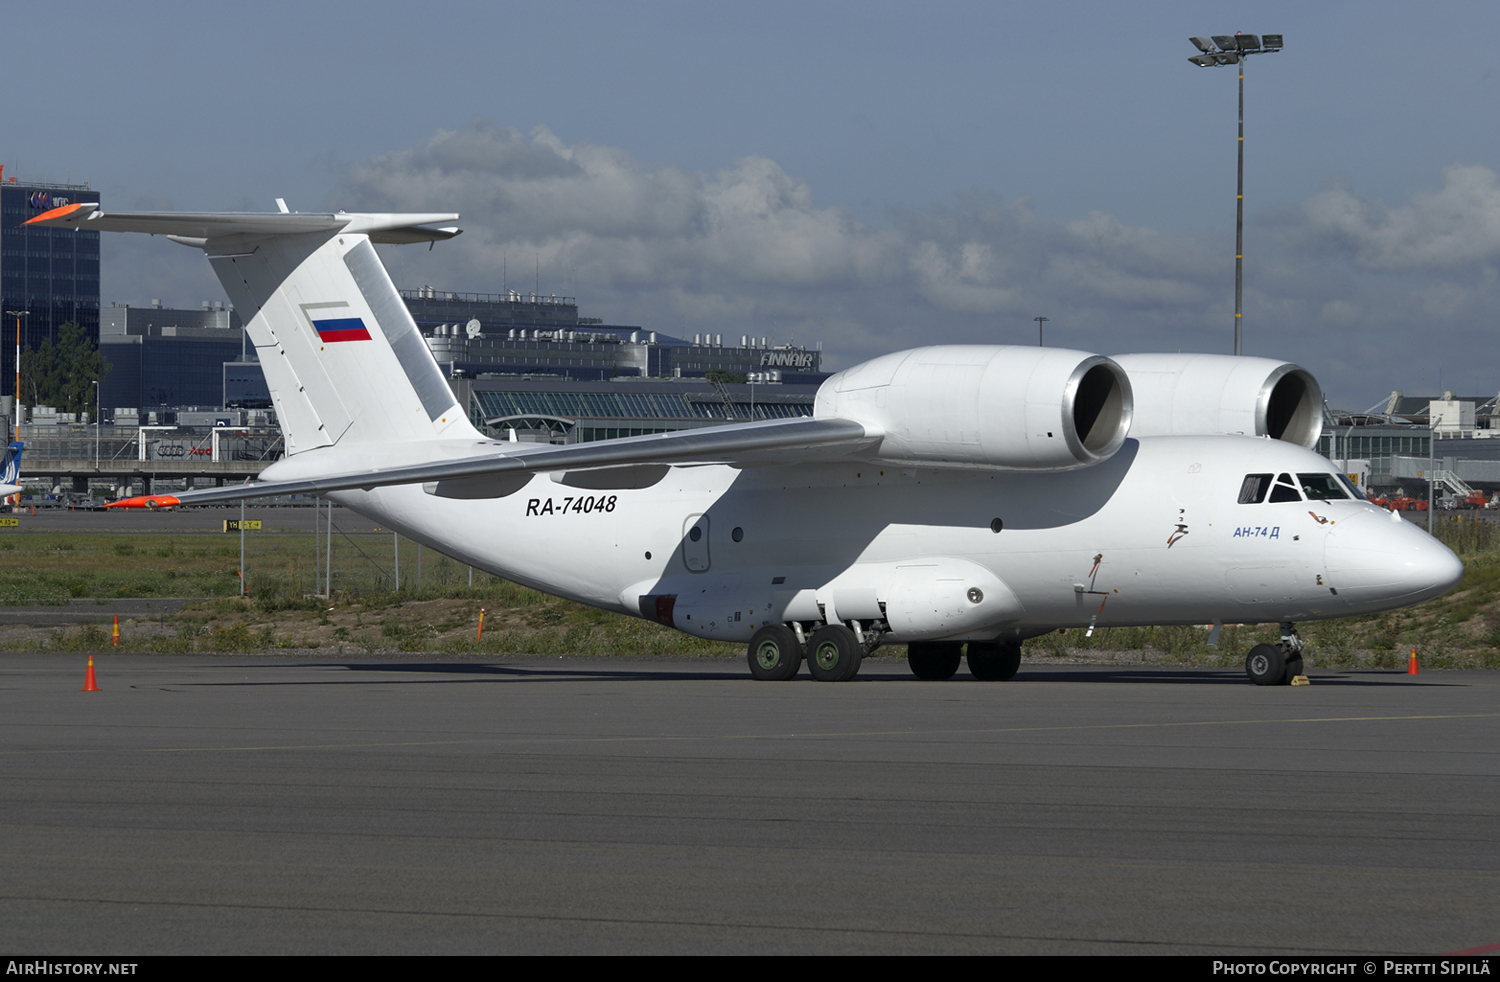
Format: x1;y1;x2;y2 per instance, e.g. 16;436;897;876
1245;623;1304;685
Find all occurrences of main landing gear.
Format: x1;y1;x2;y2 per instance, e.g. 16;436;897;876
1244;622;1305;686
906;640;1022;681
746;626;1024;683
747;625;802;681
746;622;875;682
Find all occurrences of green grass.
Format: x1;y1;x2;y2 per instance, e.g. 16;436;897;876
6;517;1500;665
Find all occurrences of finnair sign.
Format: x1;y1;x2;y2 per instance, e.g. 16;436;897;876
760;351;815;369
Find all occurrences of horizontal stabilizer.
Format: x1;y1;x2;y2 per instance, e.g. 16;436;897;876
112;417;877;507
24;204;461;244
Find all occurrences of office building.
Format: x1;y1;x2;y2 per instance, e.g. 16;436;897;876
0;175;101;383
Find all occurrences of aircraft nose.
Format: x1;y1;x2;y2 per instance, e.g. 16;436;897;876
1324;509;1465;607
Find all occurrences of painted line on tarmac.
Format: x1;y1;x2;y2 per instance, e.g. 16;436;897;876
1;712;1496;757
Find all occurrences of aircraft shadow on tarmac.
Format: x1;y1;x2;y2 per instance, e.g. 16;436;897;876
1012;667;1445;686
237;661;1450;688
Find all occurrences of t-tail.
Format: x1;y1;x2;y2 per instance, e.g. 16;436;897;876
33;200;880;511
25;203;484;455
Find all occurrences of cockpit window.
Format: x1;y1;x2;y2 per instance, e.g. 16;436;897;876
1238;473;1272;504
1241;471;1351;503
1299;472;1352;501
1334;472;1367;501
1268;473;1302;503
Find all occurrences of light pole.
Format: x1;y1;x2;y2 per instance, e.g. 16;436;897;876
4;310;26;441
1429;409;1442;533
1034;316;1049;347
1187;33;1283;356
92;380;99;473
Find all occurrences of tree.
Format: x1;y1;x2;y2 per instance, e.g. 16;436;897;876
22;322;111;416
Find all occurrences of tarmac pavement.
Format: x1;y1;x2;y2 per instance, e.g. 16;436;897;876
1;653;1496;955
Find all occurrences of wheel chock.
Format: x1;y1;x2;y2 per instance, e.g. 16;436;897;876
1290;675;1310;686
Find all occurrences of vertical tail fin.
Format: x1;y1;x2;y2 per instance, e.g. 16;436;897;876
22;206;480;454
208;231;481;452
0;442;22;485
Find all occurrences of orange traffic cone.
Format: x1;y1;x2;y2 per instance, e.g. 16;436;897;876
111;614;120;647
81;655;99;692
1408;648;1419;675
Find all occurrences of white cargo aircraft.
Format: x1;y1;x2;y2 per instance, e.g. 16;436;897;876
29;203;1463;685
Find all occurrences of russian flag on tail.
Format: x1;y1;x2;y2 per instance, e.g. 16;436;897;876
313;317;372;343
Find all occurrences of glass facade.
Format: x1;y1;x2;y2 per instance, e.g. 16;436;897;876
0;183;102;386
473;389;814;425
468;381;817;444
101;335;244;409
1317;429;1431;478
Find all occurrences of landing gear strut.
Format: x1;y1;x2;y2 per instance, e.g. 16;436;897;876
1245;622;1304;686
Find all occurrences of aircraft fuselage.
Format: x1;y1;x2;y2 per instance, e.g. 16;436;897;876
329;434;1462;644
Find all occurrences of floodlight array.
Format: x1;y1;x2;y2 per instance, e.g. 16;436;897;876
1188;31;1281;67
1181;32;1284;358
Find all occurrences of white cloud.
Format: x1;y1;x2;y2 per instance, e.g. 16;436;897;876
101;120;1500;405
1304;163;1500;270
908;240;1024;314
340;122;899;293
331;120;1230;363
1319;299;1360;326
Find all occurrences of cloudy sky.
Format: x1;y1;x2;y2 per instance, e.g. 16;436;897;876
6;0;1499;409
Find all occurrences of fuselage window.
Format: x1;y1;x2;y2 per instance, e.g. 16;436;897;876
1298;473;1352;501
1269;473;1302;503
1238;473;1272;504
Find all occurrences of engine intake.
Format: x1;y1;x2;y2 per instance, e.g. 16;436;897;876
1111;353;1323;448
815;346;1132;469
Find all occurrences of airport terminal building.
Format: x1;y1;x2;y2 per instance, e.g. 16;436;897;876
89;287;826;441
99;301;245;411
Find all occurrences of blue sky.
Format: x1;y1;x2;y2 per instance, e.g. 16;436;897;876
6;0;1499;408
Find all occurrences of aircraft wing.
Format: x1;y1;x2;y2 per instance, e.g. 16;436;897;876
115;416;877;507
24;204;461;243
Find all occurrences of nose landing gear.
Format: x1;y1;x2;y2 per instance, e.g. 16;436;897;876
1245;622;1304;686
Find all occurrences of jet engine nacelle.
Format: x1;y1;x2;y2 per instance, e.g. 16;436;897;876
814;346;1133;470
1112;353;1323;449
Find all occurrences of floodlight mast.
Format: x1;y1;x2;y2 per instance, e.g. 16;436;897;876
1187;32;1282;356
